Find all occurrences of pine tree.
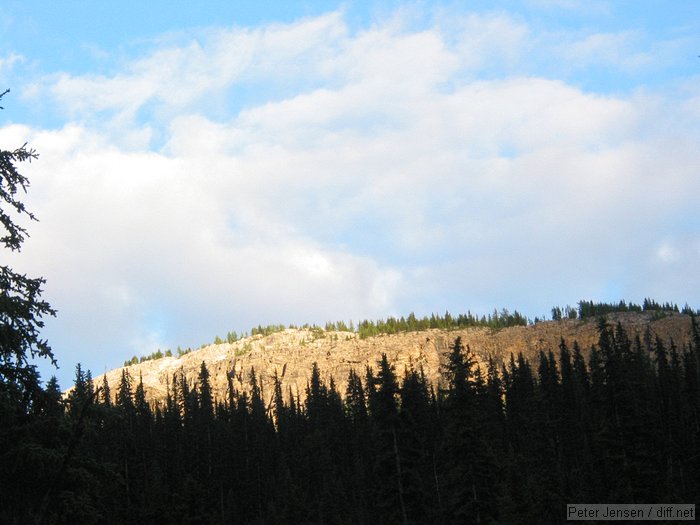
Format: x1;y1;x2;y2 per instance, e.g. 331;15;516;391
345;368;368;424
440;337;501;524
306;362;327;429
195;362;214;486
42;375;64;419
67;363;90;417
116;368;134;413
134;373;151;421
558;338;594;499
101;374;112;407
344;368;372;522
0;115;65;523
115;368;136;510
131;373;155;514
503;351;562;523
682;319;700;500
0;89;56;416
371;354;408;524
246;367;274;523
399;366;435;522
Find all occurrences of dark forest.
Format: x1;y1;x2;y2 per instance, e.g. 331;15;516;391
2;320;700;523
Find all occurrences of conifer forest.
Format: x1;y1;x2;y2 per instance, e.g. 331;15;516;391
2;319;700;523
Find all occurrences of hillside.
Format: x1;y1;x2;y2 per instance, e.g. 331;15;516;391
95;311;695;406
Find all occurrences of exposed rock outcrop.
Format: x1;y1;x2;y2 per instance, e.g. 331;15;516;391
93;312;694;407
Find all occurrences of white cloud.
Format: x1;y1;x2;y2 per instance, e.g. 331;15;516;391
34;12;350;129
655;242;680;264
0;52;24;74
525;0;609;13
4;8;700;384
450;13;530;71
548;27;697;78
560;30;654;71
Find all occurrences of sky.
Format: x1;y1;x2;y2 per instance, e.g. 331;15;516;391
1;1;699;388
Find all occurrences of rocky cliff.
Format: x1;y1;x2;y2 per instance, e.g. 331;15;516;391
94;312;694;407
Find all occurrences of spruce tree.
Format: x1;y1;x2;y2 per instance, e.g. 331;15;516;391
371;354;407;524
101;373;112;407
558;338;594;499
134;373;151;421
441;337;501;524
195;362;214;487
116;368;134;413
42;375;64;419
399;366;435;522
0;89;56;415
344;368;372;522
67;363;90;417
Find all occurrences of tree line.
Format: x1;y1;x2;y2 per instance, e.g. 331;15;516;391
2;318;699;523
133;300;691;367
572;299;697;320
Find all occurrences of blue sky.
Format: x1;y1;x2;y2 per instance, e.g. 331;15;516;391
1;1;699;388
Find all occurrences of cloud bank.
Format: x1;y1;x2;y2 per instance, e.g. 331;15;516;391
2;7;699;384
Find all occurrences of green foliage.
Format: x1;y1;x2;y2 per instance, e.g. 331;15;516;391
356;308;529;339
66;363;95;418
118;300;658;369
548;298;698;321
551;305;579;321
141;349;163;362
123;348;168;367
239;341;253;355
251;323;287;337
116;369;134;412
575;298;689;319
1;89;56;408
551;306;562;321
324;320;353;332
178;347;192;357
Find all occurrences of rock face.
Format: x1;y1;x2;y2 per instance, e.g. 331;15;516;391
94;312;695;407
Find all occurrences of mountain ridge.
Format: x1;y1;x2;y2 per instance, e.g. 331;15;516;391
91;310;695;407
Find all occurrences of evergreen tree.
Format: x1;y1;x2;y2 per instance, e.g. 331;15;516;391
67;363;91;417
344;368;373;523
306;362;328;429
558;338;594;499
116;368;134;414
399;366;436;522
42;375;64;419
345;368;368;424
134;373;151;421
0;110;62;522
101;373;112;407
195;362;214;487
504;351;561;523
370;354;408;524
440;337;501;524
0;89;56;416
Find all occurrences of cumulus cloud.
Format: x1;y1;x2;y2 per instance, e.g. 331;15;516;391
561;31;646;69
0;52;24;74
36;12;350;128
3;7;699;384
